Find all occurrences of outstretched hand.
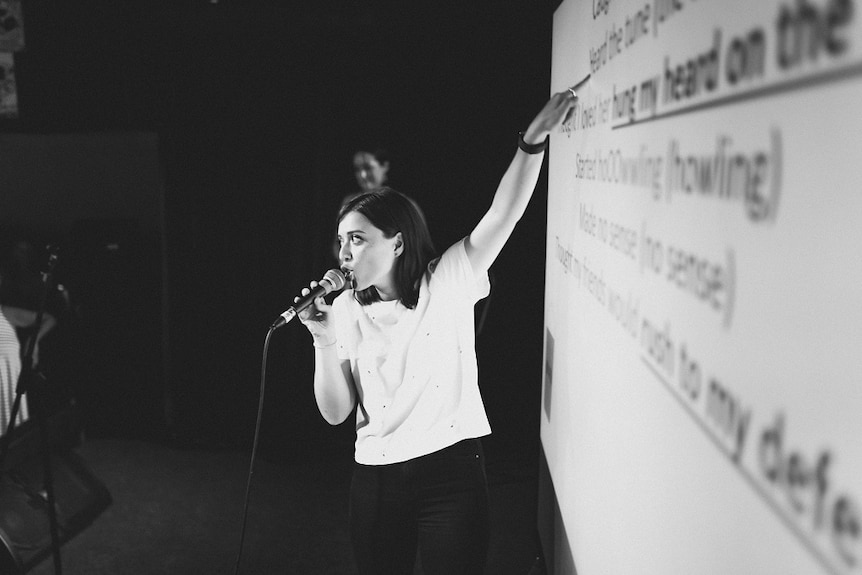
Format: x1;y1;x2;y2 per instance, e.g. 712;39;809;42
522;87;580;144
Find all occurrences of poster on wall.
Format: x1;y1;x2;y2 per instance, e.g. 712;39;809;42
0;52;17;118
0;0;24;52
543;0;862;573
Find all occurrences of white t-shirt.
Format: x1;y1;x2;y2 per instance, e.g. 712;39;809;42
332;238;492;465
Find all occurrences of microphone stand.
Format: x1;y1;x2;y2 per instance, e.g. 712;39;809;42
0;245;63;575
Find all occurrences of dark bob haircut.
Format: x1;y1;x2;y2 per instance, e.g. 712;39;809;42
337;187;436;309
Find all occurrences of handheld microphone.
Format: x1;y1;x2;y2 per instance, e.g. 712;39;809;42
271;269;346;329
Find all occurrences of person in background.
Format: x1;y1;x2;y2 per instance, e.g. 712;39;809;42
334;146;394;261
295;89;577;574
351;146;391;196
0;263;56;433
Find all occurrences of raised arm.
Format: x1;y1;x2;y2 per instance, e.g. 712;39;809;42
465;89;578;273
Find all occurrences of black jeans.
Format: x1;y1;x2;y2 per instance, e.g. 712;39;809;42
349;438;489;575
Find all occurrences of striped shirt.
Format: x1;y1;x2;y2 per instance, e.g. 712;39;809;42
0;307;28;432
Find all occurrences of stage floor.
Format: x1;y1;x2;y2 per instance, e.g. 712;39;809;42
23;438;540;574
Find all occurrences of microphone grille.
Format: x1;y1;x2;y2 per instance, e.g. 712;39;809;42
322;268;347;293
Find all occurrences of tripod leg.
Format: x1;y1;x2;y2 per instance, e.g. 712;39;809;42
0;370;28;470
30;376;63;575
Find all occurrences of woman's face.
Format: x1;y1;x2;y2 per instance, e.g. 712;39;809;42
353;151;389;191
337;211;402;300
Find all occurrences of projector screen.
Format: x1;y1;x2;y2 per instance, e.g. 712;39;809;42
542;0;862;573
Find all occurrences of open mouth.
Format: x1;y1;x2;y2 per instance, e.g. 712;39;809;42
341;268;355;287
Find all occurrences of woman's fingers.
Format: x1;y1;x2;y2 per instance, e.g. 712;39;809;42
295;280;336;324
532;92;575;133
295;281;318;303
561;89;578;123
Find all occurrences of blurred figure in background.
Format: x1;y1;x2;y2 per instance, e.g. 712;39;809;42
0;239;57;433
351;146;391;198
334;146;394;261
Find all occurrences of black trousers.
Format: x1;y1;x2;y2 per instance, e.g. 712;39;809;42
349;438;489;575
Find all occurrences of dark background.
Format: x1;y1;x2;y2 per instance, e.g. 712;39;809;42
1;0;558;480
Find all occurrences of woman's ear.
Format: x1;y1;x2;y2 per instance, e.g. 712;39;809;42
393;232;404;257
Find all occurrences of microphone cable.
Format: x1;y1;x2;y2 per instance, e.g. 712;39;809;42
233;325;276;575
233;270;344;572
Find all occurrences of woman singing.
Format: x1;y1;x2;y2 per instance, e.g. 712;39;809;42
296;89;577;574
